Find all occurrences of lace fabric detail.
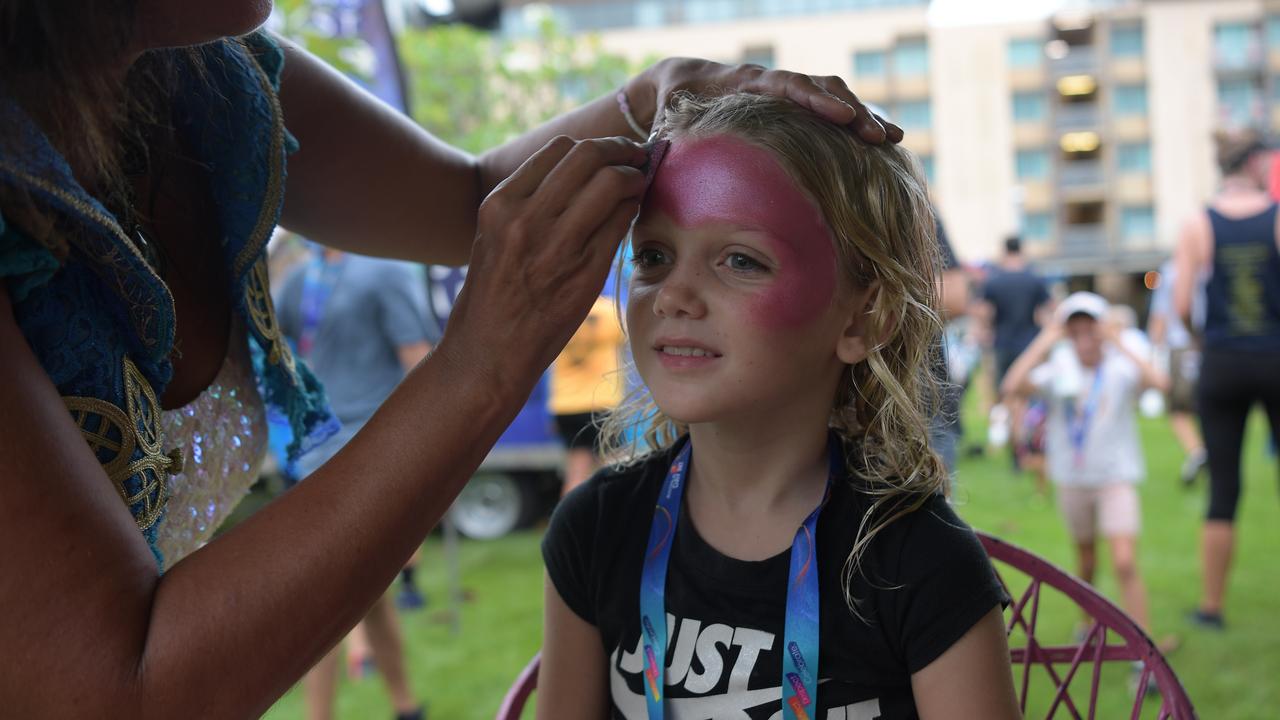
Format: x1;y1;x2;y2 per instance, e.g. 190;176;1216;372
156;321;267;570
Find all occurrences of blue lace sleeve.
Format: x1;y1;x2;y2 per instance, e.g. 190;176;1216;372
240;30;301;155
0;215;59;303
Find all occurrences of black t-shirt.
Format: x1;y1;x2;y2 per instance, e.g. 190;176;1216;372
981;267;1049;355
542;444;1008;720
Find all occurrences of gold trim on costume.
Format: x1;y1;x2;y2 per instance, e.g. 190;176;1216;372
233;54;287;279
63;357;182;531
0;162;175;351
245;256;298;382
233;43;297;383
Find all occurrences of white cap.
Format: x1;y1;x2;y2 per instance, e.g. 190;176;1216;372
1056;291;1110;323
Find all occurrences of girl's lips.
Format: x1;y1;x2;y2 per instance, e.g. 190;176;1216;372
654;345;721;370
653;337;721;355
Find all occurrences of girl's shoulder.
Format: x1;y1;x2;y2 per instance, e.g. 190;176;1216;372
828;488;1008;674
541;448;678;625
827;485;984;570
550;447;677;530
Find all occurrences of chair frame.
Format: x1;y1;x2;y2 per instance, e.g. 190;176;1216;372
976;531;1195;720
496;534;1197;720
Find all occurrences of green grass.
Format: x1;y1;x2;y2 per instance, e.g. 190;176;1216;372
262;405;1280;719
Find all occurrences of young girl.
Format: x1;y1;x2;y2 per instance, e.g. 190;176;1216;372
537;93;1018;720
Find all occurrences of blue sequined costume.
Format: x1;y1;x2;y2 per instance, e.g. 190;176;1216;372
0;32;338;568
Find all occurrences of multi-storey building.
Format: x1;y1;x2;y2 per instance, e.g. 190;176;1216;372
499;0;1280;294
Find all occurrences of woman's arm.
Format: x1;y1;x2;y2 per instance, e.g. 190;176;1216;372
0;134;645;718
277;42;901;265
911;607;1021;719
1172;213;1210;328
535;578;609;720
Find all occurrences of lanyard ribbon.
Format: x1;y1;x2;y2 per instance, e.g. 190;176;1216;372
639;438;836;720
1066;364;1106;469
298;257;342;358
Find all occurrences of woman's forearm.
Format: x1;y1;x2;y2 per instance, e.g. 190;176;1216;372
478;78;654;198
139;340;537;717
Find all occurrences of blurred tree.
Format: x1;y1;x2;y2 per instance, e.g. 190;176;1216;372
273;1;650;153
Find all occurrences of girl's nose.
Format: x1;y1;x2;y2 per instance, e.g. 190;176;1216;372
652;266;708;320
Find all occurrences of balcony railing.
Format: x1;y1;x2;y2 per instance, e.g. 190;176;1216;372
1054;103;1100;130
1050;45;1098;76
1058;160;1104;188
1058;224;1108;256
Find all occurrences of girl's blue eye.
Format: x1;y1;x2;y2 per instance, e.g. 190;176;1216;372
630;248;668;268
726;253;765;272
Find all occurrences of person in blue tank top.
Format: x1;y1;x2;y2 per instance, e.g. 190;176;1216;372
1173;129;1280;631
0;1;909;714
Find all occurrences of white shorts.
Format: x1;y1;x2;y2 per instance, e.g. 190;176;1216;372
1056;484;1141;543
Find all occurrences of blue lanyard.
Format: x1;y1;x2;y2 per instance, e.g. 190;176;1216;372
1066;364;1106;467
298;257;341;358
639;438;835;720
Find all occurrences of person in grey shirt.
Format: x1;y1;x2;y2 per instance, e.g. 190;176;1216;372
277;247;438;720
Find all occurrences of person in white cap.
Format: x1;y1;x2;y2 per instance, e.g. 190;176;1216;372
1002;292;1169;641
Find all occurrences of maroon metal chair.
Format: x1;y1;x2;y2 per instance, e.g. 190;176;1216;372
496;651;540;720
977;531;1195;719
496;533;1196;720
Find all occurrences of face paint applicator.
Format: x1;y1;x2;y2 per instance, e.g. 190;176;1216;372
641;138;670;192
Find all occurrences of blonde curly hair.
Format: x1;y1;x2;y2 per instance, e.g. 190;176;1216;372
599;91;949;607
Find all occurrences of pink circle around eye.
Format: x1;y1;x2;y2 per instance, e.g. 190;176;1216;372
647;135;837;328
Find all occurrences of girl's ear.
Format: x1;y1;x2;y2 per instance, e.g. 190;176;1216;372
836;281;880;365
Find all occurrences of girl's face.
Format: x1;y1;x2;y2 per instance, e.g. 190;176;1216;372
627;134;863;427
132;0;273;51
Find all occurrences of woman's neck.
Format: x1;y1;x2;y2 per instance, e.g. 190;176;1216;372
1221;175;1264;195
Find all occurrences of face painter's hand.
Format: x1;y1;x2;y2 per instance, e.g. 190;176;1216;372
439;135;647;400
631;57;904;144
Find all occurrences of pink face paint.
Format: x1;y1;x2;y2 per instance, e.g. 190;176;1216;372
645;135;837;328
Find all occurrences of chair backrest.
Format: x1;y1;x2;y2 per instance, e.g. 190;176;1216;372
496;535;1197;720
976;531;1196;720
496;651;540;720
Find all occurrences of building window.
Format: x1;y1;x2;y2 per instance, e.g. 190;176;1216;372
686;0;737;24
741;46;775;69
919;154;935;184
1215;21;1259;69
1008;37;1043;68
1121;206;1155;242
854;50;886;77
894;99;932;129
1113;84;1148;116
1012;91;1047;123
1218;78;1262;128
1016;149;1050;180
636;2;665;27
893;38;929;77
1110;23;1144;58
1116;142;1151;173
1024;212;1052;242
